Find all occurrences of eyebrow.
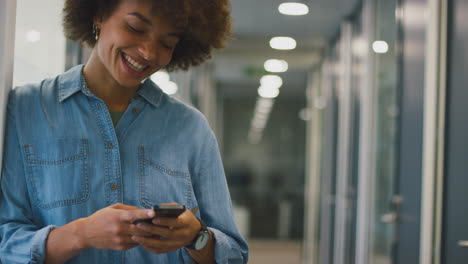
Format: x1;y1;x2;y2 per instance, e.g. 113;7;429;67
126;12;182;39
127;12;152;25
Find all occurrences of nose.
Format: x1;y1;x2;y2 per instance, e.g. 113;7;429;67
137;40;158;62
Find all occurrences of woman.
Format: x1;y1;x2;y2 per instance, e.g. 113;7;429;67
0;0;248;263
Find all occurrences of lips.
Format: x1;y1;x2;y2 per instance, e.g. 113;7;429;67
121;52;149;72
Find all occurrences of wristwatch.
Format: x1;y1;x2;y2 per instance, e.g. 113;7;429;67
186;218;210;251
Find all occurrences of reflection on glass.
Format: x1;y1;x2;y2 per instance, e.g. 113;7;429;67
370;0;399;263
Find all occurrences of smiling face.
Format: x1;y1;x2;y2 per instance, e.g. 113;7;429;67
92;0;181;89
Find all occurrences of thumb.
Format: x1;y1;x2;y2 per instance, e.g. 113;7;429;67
110;203;141;211
121;209;155;223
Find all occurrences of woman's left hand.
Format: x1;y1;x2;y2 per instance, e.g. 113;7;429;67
132;203;202;254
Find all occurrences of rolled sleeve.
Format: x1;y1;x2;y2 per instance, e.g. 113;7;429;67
30;225;57;263
186;128;249;264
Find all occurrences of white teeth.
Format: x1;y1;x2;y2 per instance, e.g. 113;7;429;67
123;53;146;72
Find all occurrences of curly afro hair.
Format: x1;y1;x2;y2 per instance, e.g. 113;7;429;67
63;0;232;71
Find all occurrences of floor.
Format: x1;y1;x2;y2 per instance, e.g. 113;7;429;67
248;240;302;264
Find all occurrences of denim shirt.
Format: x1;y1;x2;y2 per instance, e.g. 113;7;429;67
0;65;248;264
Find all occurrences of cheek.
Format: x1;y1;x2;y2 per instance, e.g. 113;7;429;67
160;50;175;66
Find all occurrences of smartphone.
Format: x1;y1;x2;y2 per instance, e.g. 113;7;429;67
134;204;186;225
153;204;186;218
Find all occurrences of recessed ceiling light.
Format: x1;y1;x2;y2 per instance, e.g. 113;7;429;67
278;2;309;16
270;36;297;50
264;59;288;73
260;75;283;89
258;86;280;99
372;40;389;54
25;30;41;43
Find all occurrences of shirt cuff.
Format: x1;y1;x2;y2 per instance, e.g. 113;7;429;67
30;225;57;264
179;227;231;264
211;227;234;264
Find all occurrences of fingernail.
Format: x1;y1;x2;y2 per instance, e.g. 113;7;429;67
147;211;154;217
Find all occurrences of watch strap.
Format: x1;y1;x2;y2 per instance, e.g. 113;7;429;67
186;218;209;250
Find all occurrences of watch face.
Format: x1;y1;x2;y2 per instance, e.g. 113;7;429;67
194;231;210;250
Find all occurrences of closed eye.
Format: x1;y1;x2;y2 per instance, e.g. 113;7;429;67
161;42;175;50
127;24;144;34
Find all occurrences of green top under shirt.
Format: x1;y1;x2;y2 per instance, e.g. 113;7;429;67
109;111;124;127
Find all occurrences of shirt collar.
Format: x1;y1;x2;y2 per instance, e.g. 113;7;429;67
58;64;164;108
137;78;164;108
58;64;85;102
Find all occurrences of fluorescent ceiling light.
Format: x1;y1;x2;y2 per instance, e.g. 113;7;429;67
26;30;41;42
270;36;297;50
278;2;309;16
260;75;283;89
258;86;280;99
372;40;389;54
264;59;288;73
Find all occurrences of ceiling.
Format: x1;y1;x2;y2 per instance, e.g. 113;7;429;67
213;0;360;97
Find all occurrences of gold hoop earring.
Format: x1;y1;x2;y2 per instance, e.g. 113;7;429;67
92;25;100;41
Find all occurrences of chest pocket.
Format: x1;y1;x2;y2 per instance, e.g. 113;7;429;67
24;138;89;210
138;146;194;209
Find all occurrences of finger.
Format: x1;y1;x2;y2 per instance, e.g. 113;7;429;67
141;244;180;254
113;238;140;251
132;235;183;251
120;209;155;223
111;203;141;211
127;223;156;237
152;216;185;228
136;222;179;238
159;202;180;206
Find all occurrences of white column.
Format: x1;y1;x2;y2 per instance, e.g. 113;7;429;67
333;21;353;264
355;0;377;263
0;0;17;177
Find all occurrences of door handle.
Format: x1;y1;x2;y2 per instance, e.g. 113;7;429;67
458;241;468;247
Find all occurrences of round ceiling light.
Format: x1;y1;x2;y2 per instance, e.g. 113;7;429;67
260;75;283;89
278;2;309;16
269;36;297;50
258;86;280;99
372;40;389;54
264;59;288;73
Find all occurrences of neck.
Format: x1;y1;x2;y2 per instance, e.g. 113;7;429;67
83;49;138;111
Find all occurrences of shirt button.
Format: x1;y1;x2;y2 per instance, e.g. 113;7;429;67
108;142;114;149
111;183;118;191
132;107;139;113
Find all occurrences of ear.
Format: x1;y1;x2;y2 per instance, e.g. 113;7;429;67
93;16;103;27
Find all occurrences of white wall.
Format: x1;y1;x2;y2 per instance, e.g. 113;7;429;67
13;0;66;87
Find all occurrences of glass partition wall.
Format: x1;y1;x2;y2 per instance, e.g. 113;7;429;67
304;0;401;263
370;0;399;263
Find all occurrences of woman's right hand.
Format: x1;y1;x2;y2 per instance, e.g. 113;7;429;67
78;203;155;251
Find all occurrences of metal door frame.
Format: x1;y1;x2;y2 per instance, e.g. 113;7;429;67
355;0;377;263
419;0;448;263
